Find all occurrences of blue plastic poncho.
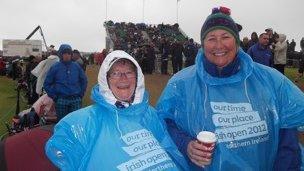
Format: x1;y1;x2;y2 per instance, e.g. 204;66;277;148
156;49;304;170
45;50;188;171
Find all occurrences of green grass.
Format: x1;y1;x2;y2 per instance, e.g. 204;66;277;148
285;67;304;84
0;77;27;139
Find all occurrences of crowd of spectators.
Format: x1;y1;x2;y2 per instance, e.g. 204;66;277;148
239;27;304;83
0;46;89;107
240;29;303;67
105;21;304;77
104;21;200;74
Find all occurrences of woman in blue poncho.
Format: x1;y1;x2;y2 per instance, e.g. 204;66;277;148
156;7;304;171
45;50;188;170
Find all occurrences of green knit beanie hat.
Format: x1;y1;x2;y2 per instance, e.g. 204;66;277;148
201;6;240;45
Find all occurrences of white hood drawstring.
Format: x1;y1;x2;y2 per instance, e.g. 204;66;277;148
244;77;251;104
201;83;209;132
115;110;123;139
203;83;208;120
193;83;209;133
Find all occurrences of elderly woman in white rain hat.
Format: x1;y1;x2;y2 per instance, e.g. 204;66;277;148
45;50;188;170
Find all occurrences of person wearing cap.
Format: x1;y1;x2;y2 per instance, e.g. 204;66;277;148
184;38;198;67
45;50;188;170
156;6;304;170
48;45;55;52
72;49;85;70
248;32;258;48
44;44;87;121
265;28;276;47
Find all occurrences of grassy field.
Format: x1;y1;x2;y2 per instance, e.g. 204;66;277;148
0;77;28;138
0;65;303;138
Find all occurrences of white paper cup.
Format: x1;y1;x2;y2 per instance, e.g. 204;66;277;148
196;131;217;147
196;131;217;163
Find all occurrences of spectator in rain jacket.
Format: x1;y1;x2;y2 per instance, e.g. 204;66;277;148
44;44;87;121
184;38;198;67
273;33;288;74
247;33;273;67
32;50;59;95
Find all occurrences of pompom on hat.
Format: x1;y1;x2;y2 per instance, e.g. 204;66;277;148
201;6;240;45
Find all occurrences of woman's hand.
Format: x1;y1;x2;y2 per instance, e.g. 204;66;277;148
187;140;215;167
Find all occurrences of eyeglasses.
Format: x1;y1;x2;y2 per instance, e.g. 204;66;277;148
109;71;136;79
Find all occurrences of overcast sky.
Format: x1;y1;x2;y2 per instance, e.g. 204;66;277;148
1;0;304;52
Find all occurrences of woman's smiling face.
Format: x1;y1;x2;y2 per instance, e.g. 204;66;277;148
203;29;238;68
107;59;137;102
